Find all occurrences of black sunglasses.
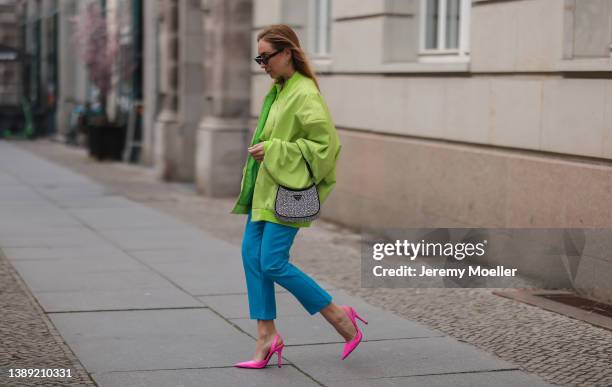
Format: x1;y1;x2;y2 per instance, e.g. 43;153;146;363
254;49;283;65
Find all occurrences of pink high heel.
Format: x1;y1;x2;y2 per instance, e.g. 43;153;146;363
340;305;368;360
234;333;285;369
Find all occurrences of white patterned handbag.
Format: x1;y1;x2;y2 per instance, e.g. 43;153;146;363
274;149;320;223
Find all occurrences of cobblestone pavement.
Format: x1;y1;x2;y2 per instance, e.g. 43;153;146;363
13;139;612;387
0;250;96;386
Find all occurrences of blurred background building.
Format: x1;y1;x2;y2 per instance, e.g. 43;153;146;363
0;0;25;133
4;0;612;301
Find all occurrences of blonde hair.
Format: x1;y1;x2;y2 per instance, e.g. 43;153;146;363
257;24;320;91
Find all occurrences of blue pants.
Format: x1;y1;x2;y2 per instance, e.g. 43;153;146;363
241;210;333;320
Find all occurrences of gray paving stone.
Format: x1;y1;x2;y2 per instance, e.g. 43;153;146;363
2;245;133;261
129;241;241;265
0;184;46;202
139;259;249;296
96;227;210;250
129;248;228;265
53;195;137;209
0;145;90;184
136;250;267;294
12;254;149;273
0;170;21;185
0;226;111;248
13;168;91;183
49;309;289;373
36;287;203;313
32;183;111;200
281;337;516;383
325;370;553;387
92;366;320;387
14;166;95;183
0;201;56;211
0;220;76;234
128;245;249;295
67;206;190;230
0;205;81;228
11;261;176;293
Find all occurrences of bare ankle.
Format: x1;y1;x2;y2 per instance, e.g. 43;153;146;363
258;331;277;340
332;307;348;323
256;320;277;340
321;303;344;321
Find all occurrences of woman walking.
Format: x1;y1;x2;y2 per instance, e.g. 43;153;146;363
230;24;368;369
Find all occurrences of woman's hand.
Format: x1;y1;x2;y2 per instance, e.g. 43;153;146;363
248;142;265;162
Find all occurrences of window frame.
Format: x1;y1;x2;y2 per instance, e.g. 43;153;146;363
308;0;332;58
419;0;471;63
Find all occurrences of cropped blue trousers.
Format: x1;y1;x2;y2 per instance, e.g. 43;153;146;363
241;210;333;320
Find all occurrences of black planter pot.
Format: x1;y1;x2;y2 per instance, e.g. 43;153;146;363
87;124;103;159
87;124;126;161
104;124;126;160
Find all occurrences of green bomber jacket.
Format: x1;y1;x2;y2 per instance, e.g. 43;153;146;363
230;71;342;228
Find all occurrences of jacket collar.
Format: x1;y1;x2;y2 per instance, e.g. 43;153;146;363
274;70;302;94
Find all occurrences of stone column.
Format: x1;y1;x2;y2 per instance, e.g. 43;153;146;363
153;0;181;180
141;0;161;166
56;0;78;142
176;0;205;180
195;0;252;196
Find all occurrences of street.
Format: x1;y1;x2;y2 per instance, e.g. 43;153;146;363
0;139;609;386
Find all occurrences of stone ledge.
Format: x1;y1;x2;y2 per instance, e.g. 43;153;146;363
556;58;612;72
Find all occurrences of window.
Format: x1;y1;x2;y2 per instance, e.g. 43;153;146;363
420;0;470;60
309;0;331;57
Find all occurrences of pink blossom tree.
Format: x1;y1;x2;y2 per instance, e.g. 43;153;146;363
71;2;120;117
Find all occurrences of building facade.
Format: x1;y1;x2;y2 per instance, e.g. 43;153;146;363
12;0;60;137
14;0;145;145
250;0;612;302
0;0;22;107
250;0;612;229
0;0;24;134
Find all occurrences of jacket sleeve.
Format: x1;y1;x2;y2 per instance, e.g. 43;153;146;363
261;93;340;190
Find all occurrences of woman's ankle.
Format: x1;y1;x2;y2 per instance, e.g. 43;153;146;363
256;319;277;339
259;332;276;339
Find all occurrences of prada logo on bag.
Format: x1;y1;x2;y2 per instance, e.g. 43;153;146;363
293;194;303;201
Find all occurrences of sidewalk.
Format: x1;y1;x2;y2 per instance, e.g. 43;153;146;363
0;139;559;386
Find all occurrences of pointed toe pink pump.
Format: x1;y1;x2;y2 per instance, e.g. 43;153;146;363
340;305;368;360
234;333;285;369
